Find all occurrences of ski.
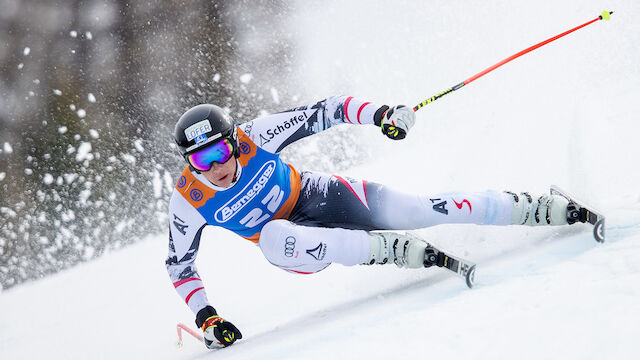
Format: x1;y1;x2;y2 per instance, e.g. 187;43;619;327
550;185;606;242
424;244;477;289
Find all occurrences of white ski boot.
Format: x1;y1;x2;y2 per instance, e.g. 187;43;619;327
506;191;569;226
365;232;428;268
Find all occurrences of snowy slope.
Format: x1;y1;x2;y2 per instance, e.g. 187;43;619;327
2;0;640;359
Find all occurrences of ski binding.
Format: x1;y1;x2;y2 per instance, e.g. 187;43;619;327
424;245;476;289
550;185;605;242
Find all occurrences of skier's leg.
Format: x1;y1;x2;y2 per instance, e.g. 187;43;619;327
258;219;370;273
259;219;430;270
281;172;577;271
288;171;514;230
289;172;570;230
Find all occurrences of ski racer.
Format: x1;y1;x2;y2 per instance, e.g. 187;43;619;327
166;96;591;349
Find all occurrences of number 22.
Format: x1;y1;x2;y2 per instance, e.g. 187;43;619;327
239;185;284;228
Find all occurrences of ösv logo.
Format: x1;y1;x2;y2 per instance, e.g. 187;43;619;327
215;160;276;222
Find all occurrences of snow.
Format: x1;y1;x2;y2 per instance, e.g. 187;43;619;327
63;173;78;184
53;89;62;96
85;31;93;40
133;139;144;153
78;189;91;204
121;153;136;164
152;169;163;199
2;1;640;359
69;30;78;38
22;47;30;56
88;93;96;103
58;126;67;134
77;109;86;118
270;87;280;104
239;73;253;84
89;129;99;139
75;142;93;162
3;142;13;154
43;173;54;185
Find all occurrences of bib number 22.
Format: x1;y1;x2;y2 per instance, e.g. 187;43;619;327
239;185;285;228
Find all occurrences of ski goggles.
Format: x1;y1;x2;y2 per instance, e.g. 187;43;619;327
186;138;235;171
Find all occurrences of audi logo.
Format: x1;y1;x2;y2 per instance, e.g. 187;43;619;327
284;236;296;257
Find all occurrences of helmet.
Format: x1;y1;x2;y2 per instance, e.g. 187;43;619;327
173;104;239;161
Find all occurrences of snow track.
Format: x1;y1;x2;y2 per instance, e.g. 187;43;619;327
1;221;639;359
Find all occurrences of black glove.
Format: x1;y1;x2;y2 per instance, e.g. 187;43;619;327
374;105;416;140
196;306;243;348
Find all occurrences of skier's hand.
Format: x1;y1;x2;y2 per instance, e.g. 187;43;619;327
201;315;242;348
196;306;243;348
379;105;415;140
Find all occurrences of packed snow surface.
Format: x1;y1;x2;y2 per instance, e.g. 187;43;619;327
2;0;640;359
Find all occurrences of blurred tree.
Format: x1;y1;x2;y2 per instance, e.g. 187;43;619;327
0;0;300;290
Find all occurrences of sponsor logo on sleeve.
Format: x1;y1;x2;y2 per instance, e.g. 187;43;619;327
172;214;188;236
258;110;313;146
243;121;253;136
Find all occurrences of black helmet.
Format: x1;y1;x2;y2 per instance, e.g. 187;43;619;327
173;104;238;160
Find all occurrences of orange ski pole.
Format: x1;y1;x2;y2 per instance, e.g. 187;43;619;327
413;10;613;112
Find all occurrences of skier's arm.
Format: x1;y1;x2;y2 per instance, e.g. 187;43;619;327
237;95;392;153
166;190;214;314
166;190;243;348
165;190;212;315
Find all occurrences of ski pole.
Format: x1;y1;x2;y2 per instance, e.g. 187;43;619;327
413;10;613;112
175;323;204;348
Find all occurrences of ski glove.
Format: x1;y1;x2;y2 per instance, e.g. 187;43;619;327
196;306;243;348
375;105;416;140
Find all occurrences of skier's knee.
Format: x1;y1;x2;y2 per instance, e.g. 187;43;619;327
259;219;296;264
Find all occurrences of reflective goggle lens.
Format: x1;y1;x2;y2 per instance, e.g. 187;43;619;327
187;139;234;171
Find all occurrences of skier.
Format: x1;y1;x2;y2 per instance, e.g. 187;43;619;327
166;96;591;349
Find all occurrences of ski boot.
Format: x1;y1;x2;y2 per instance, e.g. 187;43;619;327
366;232;477;288
506;186;605;242
366;231;435;268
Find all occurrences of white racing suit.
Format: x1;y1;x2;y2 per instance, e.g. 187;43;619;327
166;96;514;315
